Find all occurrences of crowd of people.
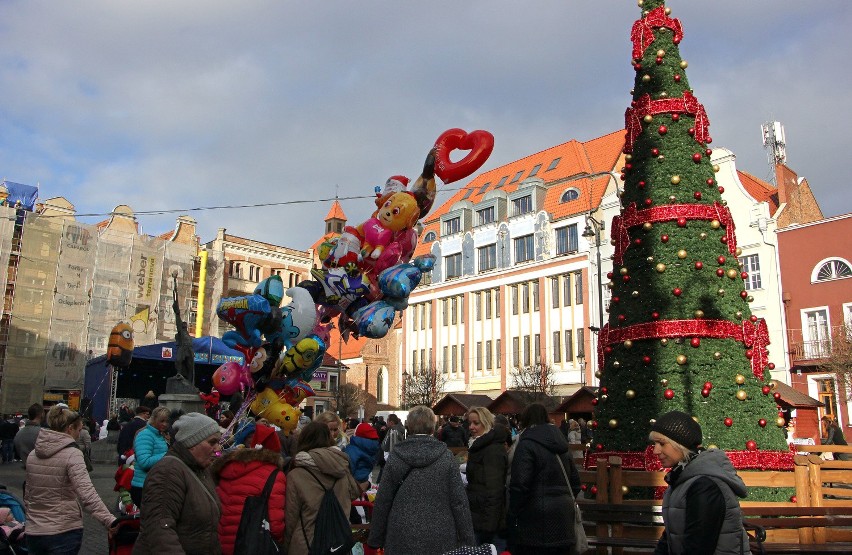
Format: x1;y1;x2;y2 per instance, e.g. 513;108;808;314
5;396;850;555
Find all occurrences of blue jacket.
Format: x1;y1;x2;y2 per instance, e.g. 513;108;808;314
131;424;169;488
345;435;380;482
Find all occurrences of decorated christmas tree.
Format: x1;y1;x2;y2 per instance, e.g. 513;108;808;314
592;0;791;483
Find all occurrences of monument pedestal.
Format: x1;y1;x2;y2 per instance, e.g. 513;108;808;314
157;393;204;415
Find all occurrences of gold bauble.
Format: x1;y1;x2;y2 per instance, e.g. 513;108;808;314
747;295;755;302
609;419;618;429
677;249;687;259
656;49;666;57
625;154;633;162
660;378;668;386
646;256;655;263
622;485;630;495
694;310;705;318
612;361;621;369
718;288;726;296
708;444;718;450
620;267;629;275
661;338;669;346
669;195;677;202
721;200;728;206
656;263;667;273
643;222;653;231
657;155;665;162
713;351;722;360
736;389;748;401
735;374;746;385
699;232;708;240
713;164;720;172
776;417;786;428
735;247;743;256
676;354;688;365
671;175;681;185
735;311;743;319
644;114;654;123
624;340;633;349
595;370;602;379
680;60;689;69
637;0;643;6
727;268;739;279
710;219;721;229
626;389;636;399
631;290;640;298
658;91;668;98
600;394;608;401
607;281;614;290
642;74;651;83
610;238;617;246
665;7;671;14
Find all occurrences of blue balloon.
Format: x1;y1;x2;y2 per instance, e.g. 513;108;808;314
351;301;397;339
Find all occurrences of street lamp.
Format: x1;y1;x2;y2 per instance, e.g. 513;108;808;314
401;370;409;409
582;215;605;332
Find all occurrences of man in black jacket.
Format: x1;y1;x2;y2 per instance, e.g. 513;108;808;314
441;416;468;448
116;405;151;464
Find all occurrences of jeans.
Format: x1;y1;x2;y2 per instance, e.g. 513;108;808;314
27;528;84;555
1;439;14;463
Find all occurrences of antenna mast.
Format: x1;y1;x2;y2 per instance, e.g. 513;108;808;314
761;121;787;185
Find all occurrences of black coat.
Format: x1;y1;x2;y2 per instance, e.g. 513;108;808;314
442;424;468;448
466;426;508;535
507;423;581;548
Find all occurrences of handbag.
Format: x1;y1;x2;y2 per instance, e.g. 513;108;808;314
234;469;281;554
556;453;589;555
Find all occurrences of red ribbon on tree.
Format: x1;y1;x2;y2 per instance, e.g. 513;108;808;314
586;445;793;473
598;318;771;380
624;91;710;153
611;201;736;266
630;6;684;61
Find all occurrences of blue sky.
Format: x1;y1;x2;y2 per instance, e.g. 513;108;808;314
1;1;850;250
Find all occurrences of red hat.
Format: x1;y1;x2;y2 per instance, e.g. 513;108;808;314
355;423;379;440
384;175;409;193
250;424;282;452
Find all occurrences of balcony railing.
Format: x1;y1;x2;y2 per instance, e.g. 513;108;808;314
789;326;852;362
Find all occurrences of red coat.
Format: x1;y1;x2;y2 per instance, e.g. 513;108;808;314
212;447;286;555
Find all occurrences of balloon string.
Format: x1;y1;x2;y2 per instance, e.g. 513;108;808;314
219;390;256;447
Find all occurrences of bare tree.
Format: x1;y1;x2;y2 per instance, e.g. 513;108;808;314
509;363;558;406
821;324;852;398
334;382;366;418
403;364;448;409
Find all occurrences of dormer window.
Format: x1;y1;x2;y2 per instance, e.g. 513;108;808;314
423;231;437;243
512;195;533;216
547;158;561;171
509;170;524;184
477;207;495;226
560;188;580;203
444;217;461;235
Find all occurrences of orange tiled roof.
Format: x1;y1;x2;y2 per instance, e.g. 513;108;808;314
324;324;368;361
324;200;347;222
425;130;625;225
310;231;337;252
737;170;779;215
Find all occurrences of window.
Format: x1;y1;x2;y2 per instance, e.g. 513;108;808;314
522;283;530;314
423;231;437;242
533;281;539;312
420;349;426;371
576;328;585;358
451;345;458;373
815;259;852;282
485;289;492;319
445;253;462;279
476;342;483;372
534;334;541;363
422;303;428;329
478;244;497;272
551;276;560;308
444;217;461;235
412;305;418;331
547;157;561;171
817;378;838;427
442;299;449;326
512;337;520;367
329;374;339;393
496;339;502;369
460;344;465;373
523;335;531;366
739;254;762;290
803;309;831;358
412;351;418;372
451;297;458;325
512;195;533;216
514;234;534;263
574;271;584;304
563;274;572;307
560;188;580;203
477;207;495;226
510;170;524;184
475;293;482;321
512;285;519;315
377;372;384;403
478;182;492;195
486;340;493;370
495;175;508;189
230;261;243;279
529;164;542;177
460;295;465;324
442;346;449;372
495;288;501;317
556;224;579;255
553;331;562;363
564;330;574;362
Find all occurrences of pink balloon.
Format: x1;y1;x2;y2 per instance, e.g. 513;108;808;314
211;361;250;395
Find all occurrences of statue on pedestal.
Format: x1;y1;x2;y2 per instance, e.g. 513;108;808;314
166;275;198;395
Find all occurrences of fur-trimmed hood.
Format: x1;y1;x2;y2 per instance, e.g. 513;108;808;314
211;446;283;483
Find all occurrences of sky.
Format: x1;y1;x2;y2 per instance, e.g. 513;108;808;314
1;1;850;251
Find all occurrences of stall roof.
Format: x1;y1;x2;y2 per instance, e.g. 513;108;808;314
433;393;495;415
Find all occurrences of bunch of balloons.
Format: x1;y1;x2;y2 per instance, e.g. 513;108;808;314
212;128;494;435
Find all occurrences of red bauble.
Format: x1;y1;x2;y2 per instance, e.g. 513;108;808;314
759;419;767;428
595;444;604;452
701;388;711;398
677;217;687;227
694;191;702;200
718;186;725;193
620;173;626;181
634;63;642;71
673;74;682;82
591;398;598;406
762;385;771;395
746;440;757;451
633;238;642;246
742;272;749;280
720;237;728;244
694;261;704;270
661;234;669;243
717;256;727;265
750;315;758;322
600;387;608;395
604;346;613;354
690;337;701;348
790;496;797;504
672;288;682;297
672;114;680;121
625;163;633;171
612;296;621;304
651;312;660;320
607;271;613;279
581;484;588;491
745;350;754;359
638;180;646;189
623;275;631;282
658;125;668;135
590;420;598;429
706;178;715;186
705;149;713;156
773;392;781;401
673;36;682;45
655;56;663;65
740;291;749;299
768;362;776;370
643;356;652;365
724;417;733;427
644;198;653;207
716;269;725;277
664;389;675;400
590;485;599;494
704;381;713;390
651;148;660;156
688;127;695;136
692;153;702;163
618;314;626;322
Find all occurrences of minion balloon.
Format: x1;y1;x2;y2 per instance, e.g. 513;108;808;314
107;322;134;368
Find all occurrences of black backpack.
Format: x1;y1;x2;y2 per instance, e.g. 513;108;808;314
234;469;281;555
300;470;355;555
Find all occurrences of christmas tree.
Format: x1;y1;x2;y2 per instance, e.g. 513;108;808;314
592;0;790;479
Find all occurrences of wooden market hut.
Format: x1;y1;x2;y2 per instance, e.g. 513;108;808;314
432;393;495;416
487;390;561;418
553;386;598;423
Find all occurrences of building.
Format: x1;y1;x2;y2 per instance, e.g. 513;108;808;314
778;212;852;442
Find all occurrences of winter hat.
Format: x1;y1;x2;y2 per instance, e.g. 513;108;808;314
384;175;409;194
250;424;282;452
173;412;220;448
355;422;379;440
651;411;703;451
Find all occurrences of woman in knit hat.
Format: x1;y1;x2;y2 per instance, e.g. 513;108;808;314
650;410;749;555
133;412;223;554
212;422;287;554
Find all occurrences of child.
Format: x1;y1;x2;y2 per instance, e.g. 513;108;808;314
345;423;380;484
0;507;23;544
114;449;137;515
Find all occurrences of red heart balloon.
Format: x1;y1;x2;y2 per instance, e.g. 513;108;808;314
433;128;494;184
